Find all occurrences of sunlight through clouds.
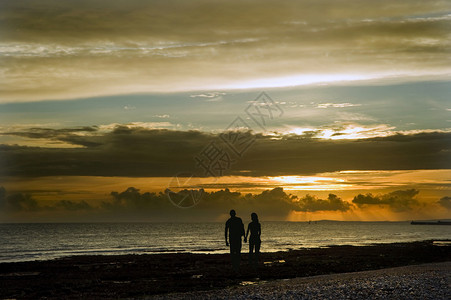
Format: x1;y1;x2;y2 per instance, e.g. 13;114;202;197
1;0;450;222
268;176;348;191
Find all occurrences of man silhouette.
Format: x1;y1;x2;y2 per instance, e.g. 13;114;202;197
225;209;245;271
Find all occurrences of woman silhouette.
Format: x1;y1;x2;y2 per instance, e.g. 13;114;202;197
244;212;261;267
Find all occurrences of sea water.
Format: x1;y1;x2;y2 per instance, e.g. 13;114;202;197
0;221;449;262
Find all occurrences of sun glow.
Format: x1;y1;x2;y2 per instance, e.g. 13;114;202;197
268;175;348;191
222;73;377;90
283;124;396;140
319;125;395;139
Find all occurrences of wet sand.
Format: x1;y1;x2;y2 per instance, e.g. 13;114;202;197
0;240;450;299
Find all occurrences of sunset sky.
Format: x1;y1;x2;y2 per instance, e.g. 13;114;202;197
0;0;450;222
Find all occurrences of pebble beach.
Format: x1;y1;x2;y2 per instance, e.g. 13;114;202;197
150;262;450;299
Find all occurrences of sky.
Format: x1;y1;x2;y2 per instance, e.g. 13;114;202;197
0;0;450;222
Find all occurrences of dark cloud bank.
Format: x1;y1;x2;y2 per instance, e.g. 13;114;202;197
438;196;451;210
352;189;420;212
1;126;450;177
0;186;348;217
1;186;446;222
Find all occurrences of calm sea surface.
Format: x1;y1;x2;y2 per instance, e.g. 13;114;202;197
0;221;450;262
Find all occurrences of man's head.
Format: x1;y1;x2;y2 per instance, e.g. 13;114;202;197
229;209;236;217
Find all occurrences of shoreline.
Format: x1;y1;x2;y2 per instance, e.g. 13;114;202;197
1;240;450;299
2;239;450;264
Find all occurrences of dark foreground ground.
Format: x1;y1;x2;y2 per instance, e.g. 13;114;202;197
0;240;450;299
150;262;451;300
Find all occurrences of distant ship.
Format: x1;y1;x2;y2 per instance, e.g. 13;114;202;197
411;220;451;225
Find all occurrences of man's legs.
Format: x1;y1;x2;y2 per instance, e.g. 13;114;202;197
230;239;242;271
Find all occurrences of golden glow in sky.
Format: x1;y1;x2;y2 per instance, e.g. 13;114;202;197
0;0;450;222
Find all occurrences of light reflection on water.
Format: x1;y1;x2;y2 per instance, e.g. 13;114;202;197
0;221;449;262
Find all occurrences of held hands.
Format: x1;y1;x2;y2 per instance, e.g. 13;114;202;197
244;238;247;243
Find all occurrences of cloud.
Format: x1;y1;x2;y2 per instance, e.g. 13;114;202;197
248;187;299;214
316;103;362;109
190;92;226;102
1;185;447;222
438;196;451;210
352;189;420;211
316;124;396;139
295;194;352;212
0;185;352;220
55;200;92;211
0;185;297;219
281;124;451;140
0;187;39;212
1;0;450;101
153;114;170;119
98;122;175;131
0;126;450;177
0;126;101;147
190;92;226;99
0;186;93;212
102;187;168;211
101;186;300;217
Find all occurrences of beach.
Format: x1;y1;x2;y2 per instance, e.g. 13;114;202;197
151;262;450;299
0;240;450;299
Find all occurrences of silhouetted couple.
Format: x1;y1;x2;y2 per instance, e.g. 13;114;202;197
225;209;261;271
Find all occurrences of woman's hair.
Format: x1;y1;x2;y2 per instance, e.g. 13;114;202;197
251;212;259;223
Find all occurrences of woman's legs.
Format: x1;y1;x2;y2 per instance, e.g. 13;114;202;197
249;241;261;266
249;242;255;265
254;241;260;265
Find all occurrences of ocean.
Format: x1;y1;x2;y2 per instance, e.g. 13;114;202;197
0;221;450;262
